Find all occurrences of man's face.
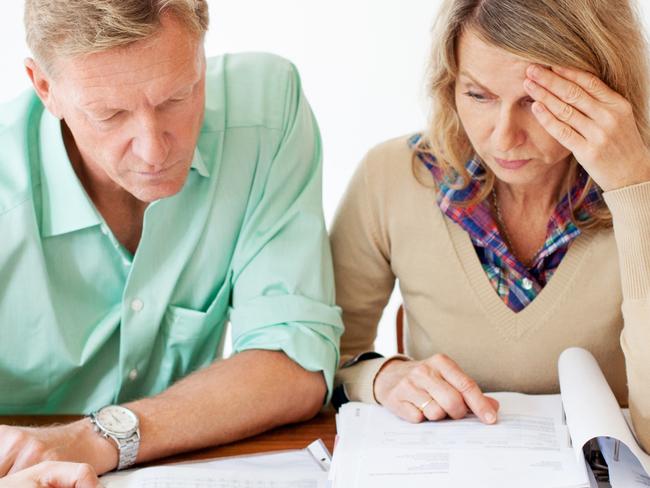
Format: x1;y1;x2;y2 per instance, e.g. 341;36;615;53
46;14;206;202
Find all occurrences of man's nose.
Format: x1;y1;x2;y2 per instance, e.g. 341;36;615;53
131;115;170;167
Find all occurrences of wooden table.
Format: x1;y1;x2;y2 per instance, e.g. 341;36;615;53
1;412;336;465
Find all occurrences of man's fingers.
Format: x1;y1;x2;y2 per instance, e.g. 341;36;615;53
434;355;497;424
6;437;51;475
0;426;23;476
37;461;101;488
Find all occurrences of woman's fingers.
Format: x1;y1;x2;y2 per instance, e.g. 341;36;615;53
549;65;622;105
530;101;586;154
526;65;608;121
374;354;499;425
524;78;597;139
486;396;500;412
430;354;498;423
411;367;468;420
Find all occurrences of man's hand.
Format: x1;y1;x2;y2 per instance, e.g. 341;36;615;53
373;354;500;424
0;461;101;488
0;420;118;477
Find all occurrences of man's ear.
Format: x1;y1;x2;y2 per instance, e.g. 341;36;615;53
24;58;63;119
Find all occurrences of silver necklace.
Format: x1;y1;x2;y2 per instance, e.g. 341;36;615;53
491;187;512;247
491;187;531;267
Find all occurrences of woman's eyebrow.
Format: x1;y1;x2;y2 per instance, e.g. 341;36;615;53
458;70;493;93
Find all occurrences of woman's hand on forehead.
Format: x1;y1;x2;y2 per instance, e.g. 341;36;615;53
523;63;650;191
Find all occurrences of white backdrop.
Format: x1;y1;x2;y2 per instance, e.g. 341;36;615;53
3;1;650;358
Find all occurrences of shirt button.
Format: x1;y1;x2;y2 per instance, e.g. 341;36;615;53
128;368;138;381
130;298;144;312
122;258;131;267
522;278;533;290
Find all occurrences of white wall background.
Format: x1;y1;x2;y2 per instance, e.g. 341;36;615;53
3;1;650;358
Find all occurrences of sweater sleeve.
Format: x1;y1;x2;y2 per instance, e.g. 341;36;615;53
603;181;650;452
330;150;398;403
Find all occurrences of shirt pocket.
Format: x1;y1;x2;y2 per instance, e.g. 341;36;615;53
163;277;231;342
157;280;231;385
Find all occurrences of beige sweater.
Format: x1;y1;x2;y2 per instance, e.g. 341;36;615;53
331;135;650;451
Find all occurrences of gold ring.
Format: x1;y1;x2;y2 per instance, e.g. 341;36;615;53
418;398;433;411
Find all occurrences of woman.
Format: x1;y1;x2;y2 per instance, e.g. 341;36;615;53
331;0;650;451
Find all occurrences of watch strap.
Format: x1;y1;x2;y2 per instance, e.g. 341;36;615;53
116;430;140;470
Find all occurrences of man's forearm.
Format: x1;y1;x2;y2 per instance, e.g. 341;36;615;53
128;350;325;464
0;349;327;476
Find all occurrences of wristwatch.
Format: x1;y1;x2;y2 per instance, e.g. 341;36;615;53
89;405;141;470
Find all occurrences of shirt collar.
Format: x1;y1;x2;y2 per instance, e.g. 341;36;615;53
39;110;101;238
39;110;210;238
190;147;210;178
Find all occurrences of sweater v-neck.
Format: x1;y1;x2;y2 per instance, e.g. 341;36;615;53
444;216;595;339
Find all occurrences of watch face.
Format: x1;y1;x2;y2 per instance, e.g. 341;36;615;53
96;406;138;437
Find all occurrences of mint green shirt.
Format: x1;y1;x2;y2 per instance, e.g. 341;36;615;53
0;53;342;414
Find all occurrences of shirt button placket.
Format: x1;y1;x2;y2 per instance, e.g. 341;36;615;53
130;298;144;312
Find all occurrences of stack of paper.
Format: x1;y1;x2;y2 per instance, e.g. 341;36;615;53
330;393;591;488
101;440;331;488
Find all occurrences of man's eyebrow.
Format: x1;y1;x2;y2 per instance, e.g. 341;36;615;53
79;79;199;111
458;70;493;93
170;82;196;98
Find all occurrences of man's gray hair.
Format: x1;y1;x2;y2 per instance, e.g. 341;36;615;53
25;0;209;73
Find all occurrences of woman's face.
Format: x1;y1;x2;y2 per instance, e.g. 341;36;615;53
454;29;572;187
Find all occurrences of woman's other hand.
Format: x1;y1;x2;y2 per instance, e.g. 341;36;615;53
524;64;650;191
373;354;500;424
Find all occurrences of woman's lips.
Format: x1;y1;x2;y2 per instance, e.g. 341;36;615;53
494;157;531;170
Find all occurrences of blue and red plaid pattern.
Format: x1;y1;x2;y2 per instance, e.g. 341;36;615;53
409;134;603;312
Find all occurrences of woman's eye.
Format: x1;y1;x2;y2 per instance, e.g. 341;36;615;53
464;91;489;102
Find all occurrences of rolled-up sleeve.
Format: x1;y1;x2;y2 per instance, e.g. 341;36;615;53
228;61;342;401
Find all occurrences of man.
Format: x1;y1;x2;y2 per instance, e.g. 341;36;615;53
0;0;342;478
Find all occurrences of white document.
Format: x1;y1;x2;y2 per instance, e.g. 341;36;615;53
330;348;650;487
559;348;650;475
103;466;328;488
331;394;589;488
599;436;650;488
101;442;330;488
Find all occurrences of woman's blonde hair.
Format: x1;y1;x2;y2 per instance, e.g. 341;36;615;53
25;0;209;75
418;0;650;229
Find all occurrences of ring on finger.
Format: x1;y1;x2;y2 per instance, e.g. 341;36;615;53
418;398;433;411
